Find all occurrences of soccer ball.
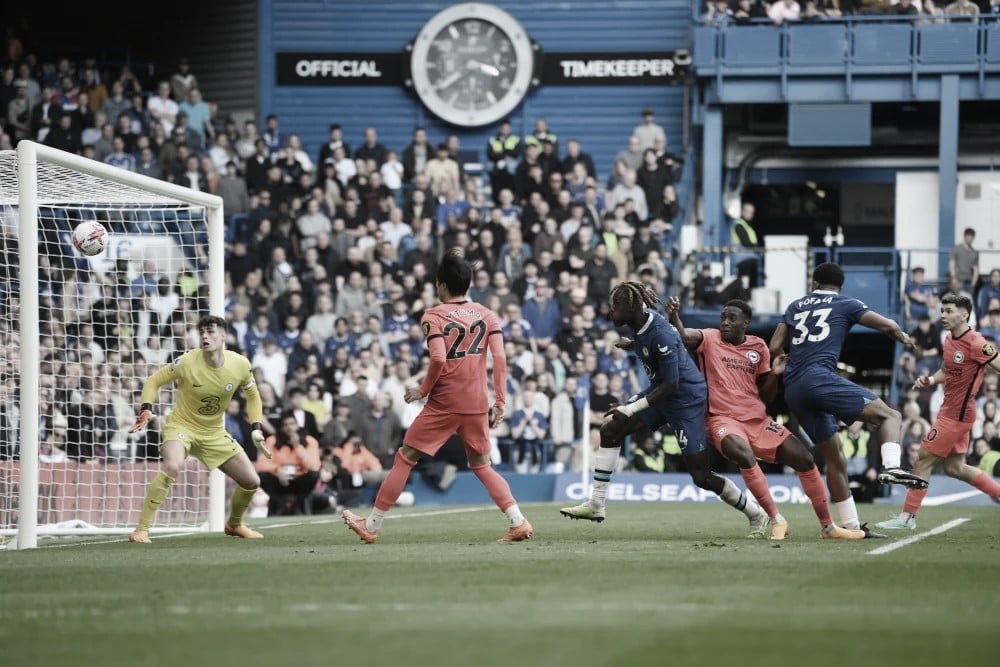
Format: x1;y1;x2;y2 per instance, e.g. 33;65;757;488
72;221;108;256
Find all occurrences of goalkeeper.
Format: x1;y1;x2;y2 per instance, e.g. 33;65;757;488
128;315;272;543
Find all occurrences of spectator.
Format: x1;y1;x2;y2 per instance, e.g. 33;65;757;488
730;201;763;289
101;81;131;128
147;80;179;135
104;135;136;172
633;108;665;153
835;421;883;503
331;432;389;491
949;227;979;296
608;168;648;221
703;0;735;23
733;0;770;22
613;135;644;174
509;383;550;473
922;0;947;21
354;126;388;167
522;277;562;348
980;309;1000;343
904;266;939;330
977;269;1000;320
356;392;403;466
255;413;321;515
178;87;212;149
6;78;31;145
30;82;58;142
944;0;980;18
424;142;460;199
768;0;802;23
889;0;919;13
561;138;596;179
262;113;286;159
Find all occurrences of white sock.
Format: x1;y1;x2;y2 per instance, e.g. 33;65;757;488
773;512;786;524
719;478;760;517
504;504;525;527
881;442;902;469
367;508;387;532
835;498;860;530
900;511;916;523
591;447;620;506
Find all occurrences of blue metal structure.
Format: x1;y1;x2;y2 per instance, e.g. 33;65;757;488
691;15;1000;252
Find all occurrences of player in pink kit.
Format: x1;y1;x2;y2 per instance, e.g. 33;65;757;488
876;293;1000;530
667;297;867;540
343;250;533;543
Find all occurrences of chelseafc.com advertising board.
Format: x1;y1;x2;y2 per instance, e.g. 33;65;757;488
552;473;998;507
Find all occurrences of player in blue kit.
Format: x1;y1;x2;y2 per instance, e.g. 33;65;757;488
769;262;928;534
560;281;768;535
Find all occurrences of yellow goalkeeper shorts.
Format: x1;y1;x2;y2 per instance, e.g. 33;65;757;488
161;425;242;470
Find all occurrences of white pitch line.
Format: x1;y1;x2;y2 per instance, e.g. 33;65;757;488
30;506;495;548
867;518;970;555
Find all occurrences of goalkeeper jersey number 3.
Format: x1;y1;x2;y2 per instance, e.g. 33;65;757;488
145;349;259;436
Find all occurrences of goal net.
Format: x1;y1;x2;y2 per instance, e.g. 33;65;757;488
0;141;226;549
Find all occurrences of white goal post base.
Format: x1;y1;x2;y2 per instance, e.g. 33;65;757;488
1;141;227;549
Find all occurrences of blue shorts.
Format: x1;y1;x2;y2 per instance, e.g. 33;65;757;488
637;401;709;456
785;373;877;444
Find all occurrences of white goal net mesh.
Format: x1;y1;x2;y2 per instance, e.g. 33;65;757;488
0;149;218;536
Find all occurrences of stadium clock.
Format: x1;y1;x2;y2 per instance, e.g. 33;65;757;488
406;3;539;128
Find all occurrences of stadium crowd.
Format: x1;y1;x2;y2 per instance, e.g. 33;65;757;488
0;52;685;492
1;49;998;514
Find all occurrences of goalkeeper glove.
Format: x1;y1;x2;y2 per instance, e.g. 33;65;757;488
128;403;153;433
251;423;271;459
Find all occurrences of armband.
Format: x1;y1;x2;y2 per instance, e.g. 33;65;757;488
251;422;264;432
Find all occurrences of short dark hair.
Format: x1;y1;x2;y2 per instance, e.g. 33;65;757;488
723;299;752;319
197;315;227;330
942;292;974;318
436;250;472;296
964;227;976;236
812;262;845;288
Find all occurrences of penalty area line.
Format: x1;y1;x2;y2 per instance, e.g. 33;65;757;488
867;517;970;556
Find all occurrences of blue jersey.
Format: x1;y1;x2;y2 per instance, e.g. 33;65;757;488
632;308;706;409
782;290;870;386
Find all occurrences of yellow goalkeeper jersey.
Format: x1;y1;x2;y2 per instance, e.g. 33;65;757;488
141;349;263;437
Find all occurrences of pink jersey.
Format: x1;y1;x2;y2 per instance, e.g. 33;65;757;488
418;299;504;415
939;328;997;423
694;328;771;421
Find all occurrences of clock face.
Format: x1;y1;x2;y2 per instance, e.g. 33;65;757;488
410;3;535;127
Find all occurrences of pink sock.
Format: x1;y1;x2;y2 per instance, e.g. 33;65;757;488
740;464;779;518
970;471;1000;498
797;466;833;526
373;451;417;512
902;489;927;515
471;462;516;512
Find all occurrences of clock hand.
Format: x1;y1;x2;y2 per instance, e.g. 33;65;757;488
434;70;464;91
465;59;500;77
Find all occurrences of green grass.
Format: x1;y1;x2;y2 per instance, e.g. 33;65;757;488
2;503;999;667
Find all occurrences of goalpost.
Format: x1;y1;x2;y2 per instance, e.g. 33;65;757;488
0;141;226;550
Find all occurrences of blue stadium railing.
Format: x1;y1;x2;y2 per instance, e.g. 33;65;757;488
692;13;1000;99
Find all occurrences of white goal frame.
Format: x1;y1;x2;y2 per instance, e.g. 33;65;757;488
7;141;226;549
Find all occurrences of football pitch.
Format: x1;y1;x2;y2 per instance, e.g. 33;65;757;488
2;502;997;667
